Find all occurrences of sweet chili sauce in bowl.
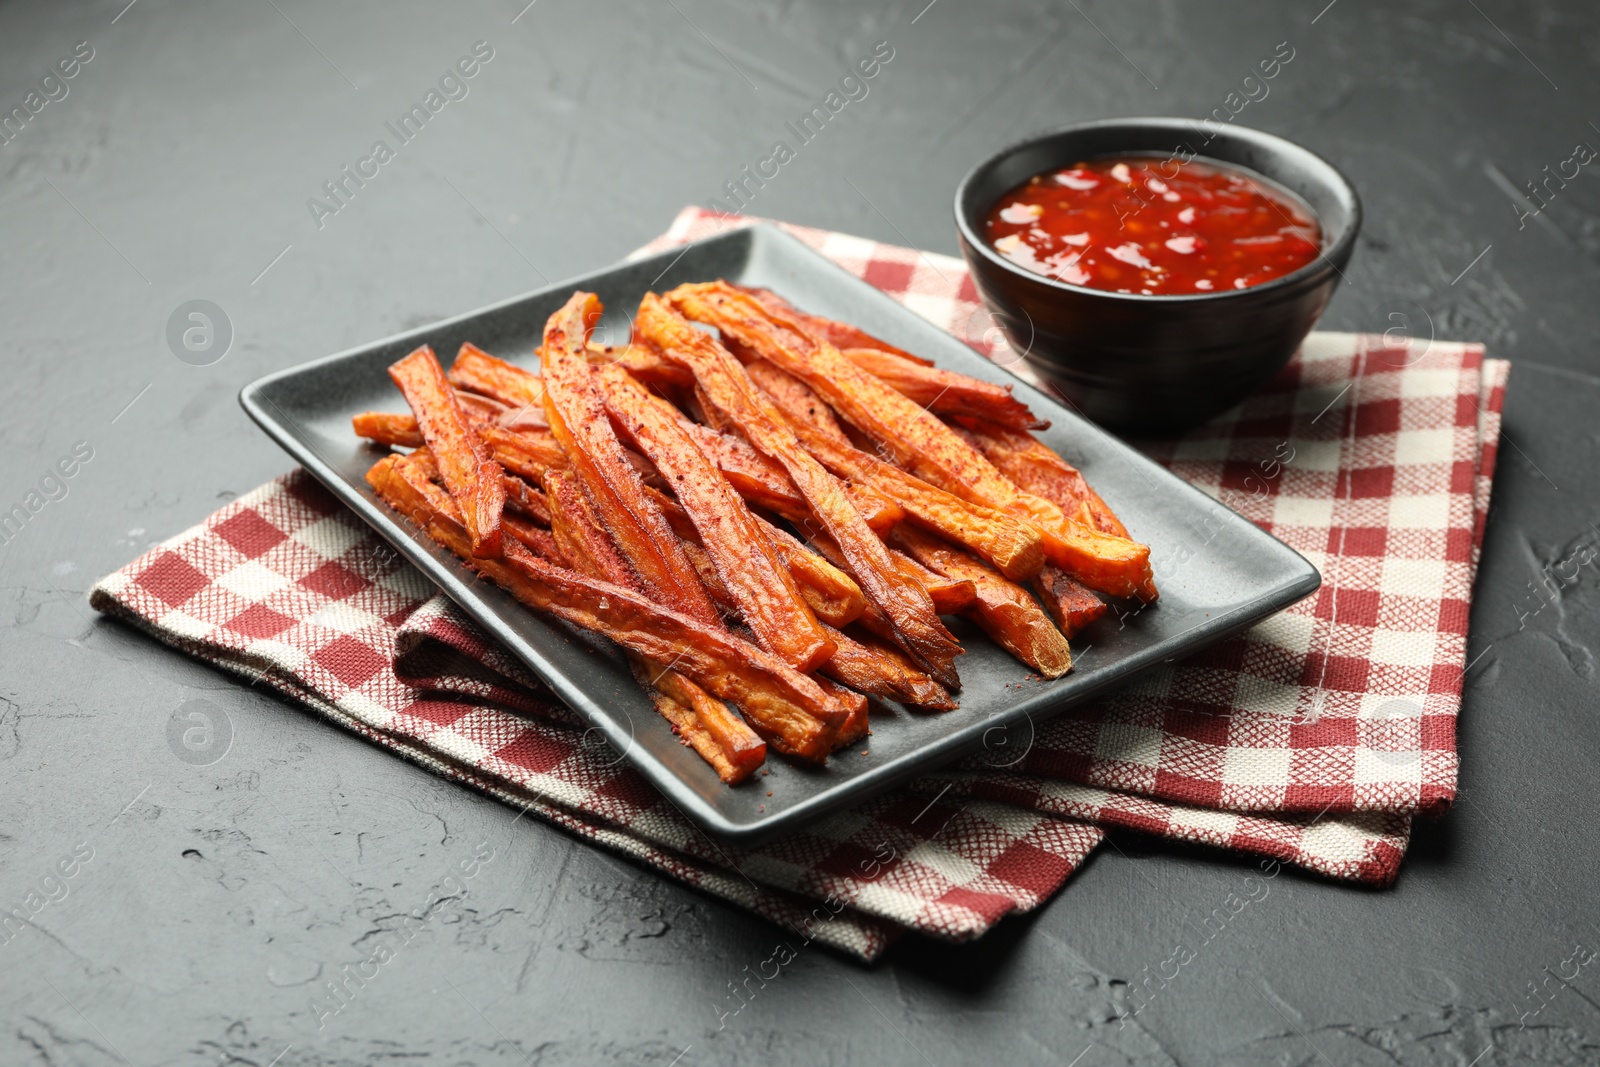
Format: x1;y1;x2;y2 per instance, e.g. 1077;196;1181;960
983;156;1322;296
954;119;1361;433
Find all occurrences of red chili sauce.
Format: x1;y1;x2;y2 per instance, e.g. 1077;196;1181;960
983;156;1321;295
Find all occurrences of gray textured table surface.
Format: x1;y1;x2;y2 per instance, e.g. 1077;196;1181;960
3;1;1598;1064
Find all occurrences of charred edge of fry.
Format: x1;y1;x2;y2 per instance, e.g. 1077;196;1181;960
891;526;1073;679
1030;565;1109;639
632;656;765;784
814;677;869;749
819;625;957;710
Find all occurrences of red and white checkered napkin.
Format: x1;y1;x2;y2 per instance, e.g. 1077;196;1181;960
89;210;1506;960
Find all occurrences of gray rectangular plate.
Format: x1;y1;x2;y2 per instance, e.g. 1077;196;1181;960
240;225;1319;846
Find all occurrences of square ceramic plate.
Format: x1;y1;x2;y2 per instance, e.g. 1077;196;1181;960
240;225;1319;845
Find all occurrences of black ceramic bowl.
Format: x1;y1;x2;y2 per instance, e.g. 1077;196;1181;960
955;118;1361;434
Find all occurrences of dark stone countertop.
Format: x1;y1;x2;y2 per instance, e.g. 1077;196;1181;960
2;1;1597;1063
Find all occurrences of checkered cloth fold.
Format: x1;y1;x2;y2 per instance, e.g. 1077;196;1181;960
89;209;1505;959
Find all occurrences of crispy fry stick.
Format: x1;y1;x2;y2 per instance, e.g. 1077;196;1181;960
639;293;963;688
477;425;569;481
369;452;842;759
505;515;564;564
952;419;1128;538
1031;565;1109;639
648;667;767;783
747;519;869;629
541;292;721;627
643;485;868;630
404;345;905;536
649;414;903;533
403;447;560;565
669;282;1154;600
738;286;932;366
801;528;976;615
597;364;835;672
500;473;551;525
352;410;425;448
585;341;695;390
543;468;767;781
541;470;640;594
746;365;1045;581
448;343;547;425
842;347;1046;431
820;626;957;710
745;361;853;448
387;346;505;559
816;677;870;748
890;526;1072;678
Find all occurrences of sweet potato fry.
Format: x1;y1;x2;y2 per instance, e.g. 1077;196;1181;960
641;479;868;631
745;361;852;448
747;367;1045;581
819;626;958;710
738;286;932;365
1031;565;1108;639
542;469;639;595
543;467;768;781
749;519;868;629
448;343;547;426
585;341;695;390
889;526;1072;678
801;529;976;616
669;282;1154;600
504;515;564;564
368;452;843;760
646;665;767;783
476;425;568;482
406;448;562;565
952;419;1128;538
541;292;721;627
406;348;901;535
639;293;963;688
500;473;551;525
597;364;835;672
889;549;979;615
842;347;1046;431
388;346;505;559
352;410;423;448
816;677;870;748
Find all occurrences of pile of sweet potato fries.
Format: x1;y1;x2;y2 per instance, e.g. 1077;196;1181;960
356;283;1155;784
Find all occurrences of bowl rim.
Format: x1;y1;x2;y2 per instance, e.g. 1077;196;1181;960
953;116;1362;305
